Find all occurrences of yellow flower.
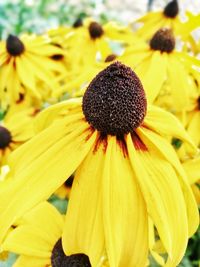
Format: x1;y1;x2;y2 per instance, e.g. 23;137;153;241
0;62;198;266
121;28;199;112
0;34;67;107
60;18;111;71
133;0;181;40
1;201;92;267
0;108;35;165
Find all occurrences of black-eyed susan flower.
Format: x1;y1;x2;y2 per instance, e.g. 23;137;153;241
0;62;198;266
0;34;67;107
1;201;91;267
62;18;112;69
0;108;35;165
121;28;199;112
134;0;181;40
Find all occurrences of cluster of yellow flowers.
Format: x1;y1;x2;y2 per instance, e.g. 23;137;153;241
0;0;199;266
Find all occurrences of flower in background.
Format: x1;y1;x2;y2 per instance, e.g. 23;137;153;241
134;0;180;40
0;62;198;266
0;34;67;108
121;28;199;114
1;201;92;267
0;108;36;166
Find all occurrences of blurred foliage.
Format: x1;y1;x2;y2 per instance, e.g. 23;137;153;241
179;226;200;267
0;0;110;39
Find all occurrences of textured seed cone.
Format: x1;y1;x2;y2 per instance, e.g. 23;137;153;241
163;0;179;18
82;61;147;136
150;28;175;53
89;22;104;39
6;35;25;56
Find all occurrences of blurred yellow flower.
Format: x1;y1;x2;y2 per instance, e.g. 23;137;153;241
121;28;200;113
0;34;67;107
0;108;35;165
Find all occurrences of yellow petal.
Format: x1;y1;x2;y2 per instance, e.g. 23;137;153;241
183;156;200;184
0;120;96;244
187;111;200;147
137;126;199;238
145;105;197;154
136;51;167;103
103;136;148;267
127;134;189;266
14;255;49;267
2;202;63;258
63;145;105;267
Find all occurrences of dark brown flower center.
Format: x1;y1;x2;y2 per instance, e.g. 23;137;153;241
51;54;64;60
197;97;200;110
105;54;117;63
6;35;25;56
82;62;147;136
51;239;91;267
163;0;179;18
0;126;12;149
88;22;104;39
150;28;175;53
73;18;83;28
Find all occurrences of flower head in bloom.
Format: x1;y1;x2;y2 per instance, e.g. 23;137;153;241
0;62;198;266
0;108;35;165
121;28;199;112
0;34;67;107
1;201;91;267
134;0;181;40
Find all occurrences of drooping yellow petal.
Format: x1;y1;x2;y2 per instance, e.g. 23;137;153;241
35;98;82;132
167;55;190;110
145;105;197;154
137;126;199;238
103;136;148;267
136;51;167;103
127;134;189;266
187;111;200;147
63;145;105;267
183;156;200;184
0;120;96;244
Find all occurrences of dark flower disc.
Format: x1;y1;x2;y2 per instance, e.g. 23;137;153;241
150;28;175;53
6;35;25;56
62;254;91;267
82;61;147;136
0;126;12;149
197;96;200;110
73;18;83;28
105;54;117;62
163;0;179;18
88;22;104;39
51;239;91;267
51;239;66;267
